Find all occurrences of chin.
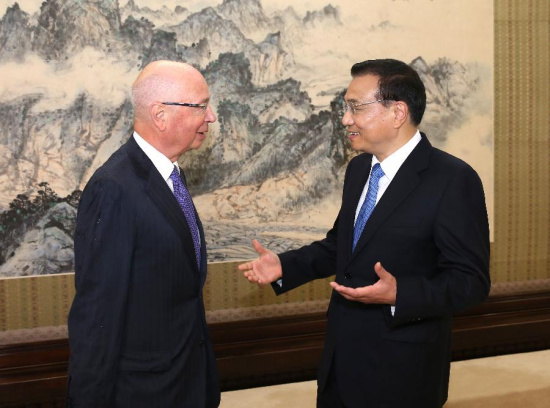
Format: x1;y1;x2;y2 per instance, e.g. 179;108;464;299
350;141;364;152
190;142;204;151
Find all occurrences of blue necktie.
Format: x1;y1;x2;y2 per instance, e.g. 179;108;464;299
170;166;201;269
352;163;385;251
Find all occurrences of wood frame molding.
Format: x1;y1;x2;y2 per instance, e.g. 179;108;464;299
1;291;550;407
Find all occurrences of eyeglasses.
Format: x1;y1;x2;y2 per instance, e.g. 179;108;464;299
162;102;208;111
342;99;389;115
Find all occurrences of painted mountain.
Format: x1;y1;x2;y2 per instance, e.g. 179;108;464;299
0;0;492;276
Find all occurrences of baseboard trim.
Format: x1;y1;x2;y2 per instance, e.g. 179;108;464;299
1;291;550;406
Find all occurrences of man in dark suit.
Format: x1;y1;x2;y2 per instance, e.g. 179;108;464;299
239;59;490;407
67;60;220;407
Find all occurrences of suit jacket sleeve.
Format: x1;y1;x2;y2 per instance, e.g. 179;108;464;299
272;160;358;294
68;177;134;406
393;163;491;323
275;219;338;294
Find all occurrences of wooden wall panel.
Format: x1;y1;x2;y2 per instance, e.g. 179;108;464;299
1;291;550;407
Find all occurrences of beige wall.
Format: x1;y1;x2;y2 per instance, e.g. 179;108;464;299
491;0;550;293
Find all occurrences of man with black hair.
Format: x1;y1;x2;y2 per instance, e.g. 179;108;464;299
240;58;490;408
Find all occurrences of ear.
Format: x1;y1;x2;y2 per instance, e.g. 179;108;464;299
150;103;167;131
392;101;409;128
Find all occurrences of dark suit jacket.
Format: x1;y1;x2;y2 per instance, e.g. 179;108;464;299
67;136;220;407
275;133;490;408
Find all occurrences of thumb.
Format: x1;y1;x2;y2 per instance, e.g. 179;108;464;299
374;262;390;279
252;239;268;256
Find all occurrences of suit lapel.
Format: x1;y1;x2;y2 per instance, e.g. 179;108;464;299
350;134;432;260
180;168;208;284
197;215;208;286
125;137;201;276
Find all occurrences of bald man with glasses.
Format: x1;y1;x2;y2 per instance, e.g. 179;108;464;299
68;60;220;407
240;59;490;408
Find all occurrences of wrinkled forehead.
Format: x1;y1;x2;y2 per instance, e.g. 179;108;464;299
174;74;211;102
135;62;211;102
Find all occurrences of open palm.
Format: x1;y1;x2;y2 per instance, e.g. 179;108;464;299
238;240;283;286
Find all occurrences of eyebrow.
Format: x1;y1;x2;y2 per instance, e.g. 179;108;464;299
185;97;210;104
193;98;210;106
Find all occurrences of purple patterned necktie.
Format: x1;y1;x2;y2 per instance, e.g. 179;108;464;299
352;163;385;251
170;166;201;269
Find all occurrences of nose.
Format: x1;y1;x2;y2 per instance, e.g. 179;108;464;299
205;105;216;123
341;109;354;127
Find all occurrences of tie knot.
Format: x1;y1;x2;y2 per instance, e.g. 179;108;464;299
170;166;180;182
371;163;384;181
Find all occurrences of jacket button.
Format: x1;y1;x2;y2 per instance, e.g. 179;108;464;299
345;273;352;279
198;339;205;347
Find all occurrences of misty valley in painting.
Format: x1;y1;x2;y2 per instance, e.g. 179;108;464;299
0;0;493;276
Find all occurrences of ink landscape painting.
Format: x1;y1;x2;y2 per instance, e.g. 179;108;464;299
0;0;493;276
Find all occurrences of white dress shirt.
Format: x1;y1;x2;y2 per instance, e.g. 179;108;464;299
354;130;422;223
133;131;179;192
133;132;202;245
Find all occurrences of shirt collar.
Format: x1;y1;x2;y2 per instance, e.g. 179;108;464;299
373;130;422;181
133;131;179;181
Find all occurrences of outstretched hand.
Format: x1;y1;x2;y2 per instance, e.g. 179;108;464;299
238;239;283;286
330;262;397;305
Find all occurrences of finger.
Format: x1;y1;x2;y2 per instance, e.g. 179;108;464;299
330;282;358;298
244;271;258;282
238;261;254;271
330;283;355;301
252;239;269;255
374;262;389;279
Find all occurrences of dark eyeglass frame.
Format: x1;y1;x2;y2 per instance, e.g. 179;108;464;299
161;102;208;111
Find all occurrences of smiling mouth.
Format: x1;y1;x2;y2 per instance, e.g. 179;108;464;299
348;132;360;137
